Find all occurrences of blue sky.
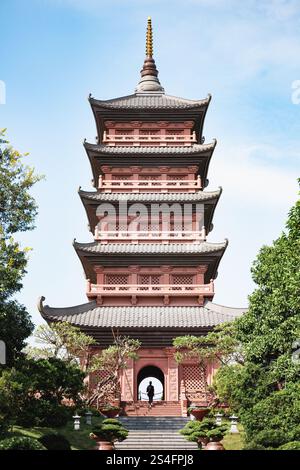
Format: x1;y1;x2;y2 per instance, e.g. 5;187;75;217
1;0;299;330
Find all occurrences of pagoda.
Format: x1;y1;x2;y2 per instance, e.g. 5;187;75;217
38;18;246;416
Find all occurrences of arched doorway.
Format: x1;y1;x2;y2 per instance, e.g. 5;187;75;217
137;365;165;401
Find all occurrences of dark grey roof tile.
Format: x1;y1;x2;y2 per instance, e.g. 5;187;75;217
38;298;246;329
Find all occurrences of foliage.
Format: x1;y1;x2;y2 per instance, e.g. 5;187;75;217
241;383;300;447
38;432;71;450
242;442;271;450
278;441;300;450
180;417;228;445
187;406;209;412
0;413;8;439
12;415;105;450
100;404;120;411
0;436;46;450
18;401;72;428
25;322;96;367
0;300;34;366
212;184;300;446
88;334;140;407
173;322;242;366
91;418;128;443
206;429;225;441
0;130;42;365
0;357;84;428
18;357;85;403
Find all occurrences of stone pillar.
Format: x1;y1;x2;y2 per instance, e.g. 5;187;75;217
122;357;135;402
166;348;179;401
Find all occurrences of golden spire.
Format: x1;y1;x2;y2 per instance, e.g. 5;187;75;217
135;17;164;93
146;16;153;57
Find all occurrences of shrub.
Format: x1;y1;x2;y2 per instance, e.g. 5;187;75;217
100;405;119;411
17;400;71;428
39;432;71;450
77;406;101;417
0;414;9;439
207;429;224;441
91;418;128;443
0;437;46;450
240;383;300;447
278;441;300;451
243;442;270;450
180;418;228;443
252;429;290;449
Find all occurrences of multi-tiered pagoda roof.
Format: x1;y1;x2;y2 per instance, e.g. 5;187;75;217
39;18;245;346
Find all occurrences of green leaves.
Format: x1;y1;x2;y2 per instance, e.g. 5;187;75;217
0;130;42;364
0;129;43;236
213;181;300;447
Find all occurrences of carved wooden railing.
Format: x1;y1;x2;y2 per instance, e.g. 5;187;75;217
98;176;202;192
87;282;214;297
94;228;206;243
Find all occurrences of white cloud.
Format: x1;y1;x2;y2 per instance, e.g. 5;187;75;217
210;142;298;207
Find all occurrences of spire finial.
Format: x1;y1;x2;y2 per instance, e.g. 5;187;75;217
135;17;164;94
146;17;153;57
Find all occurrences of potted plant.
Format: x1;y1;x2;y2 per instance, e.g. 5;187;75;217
89;418;128;450
206;428;227;450
196;431;210;449
188;406;210;421
180;419;213;449
180;417;228;450
99;404;120;418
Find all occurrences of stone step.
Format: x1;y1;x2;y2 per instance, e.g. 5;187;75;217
123;401;182;417
115;416;197;450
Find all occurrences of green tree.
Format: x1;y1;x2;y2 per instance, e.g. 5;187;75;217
214;182;300;447
25;322;96;369
88;334;140;407
0;129;42;364
0;357;85;428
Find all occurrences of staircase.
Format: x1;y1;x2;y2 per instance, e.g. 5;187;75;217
123;400;182;416
115;416;198;450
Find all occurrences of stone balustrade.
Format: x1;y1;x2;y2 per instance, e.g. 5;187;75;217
103;131;197;146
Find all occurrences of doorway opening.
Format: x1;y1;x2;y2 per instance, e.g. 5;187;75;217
137;365;164;401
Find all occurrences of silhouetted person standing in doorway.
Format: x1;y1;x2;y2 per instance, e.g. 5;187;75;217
146;381;155;407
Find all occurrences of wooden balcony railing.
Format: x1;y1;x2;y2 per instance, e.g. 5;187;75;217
94;228;206;243
103;131;197;146
98;175;201;192
87;281;214;297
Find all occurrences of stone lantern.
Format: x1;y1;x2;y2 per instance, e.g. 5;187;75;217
229;414;239;433
73;413;81;431
215;412;223;426
85;411;93;425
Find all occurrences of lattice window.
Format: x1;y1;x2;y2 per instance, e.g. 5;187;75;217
112;175;131;180
142;175;160;180
105;274;128;285
166;130;184;135
172;274;194;285
183;365;206;392
139;130;160;135
115;130;133;135
139;275;161;285
148;223;159;231
116;223;128;231
168;175;187;180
